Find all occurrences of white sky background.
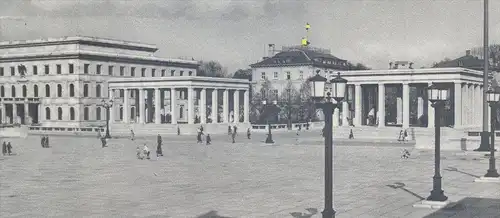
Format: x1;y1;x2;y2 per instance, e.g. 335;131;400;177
1;0;499;73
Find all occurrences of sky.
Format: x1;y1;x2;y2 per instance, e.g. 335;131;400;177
0;0;500;73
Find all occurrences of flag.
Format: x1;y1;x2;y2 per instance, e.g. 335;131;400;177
17;64;26;77
305;23;310;30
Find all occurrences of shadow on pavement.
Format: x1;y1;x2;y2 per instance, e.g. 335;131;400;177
386;182;425;200
444;167;480;178
423;197;500;218
290;208;318;218
196;210;233;218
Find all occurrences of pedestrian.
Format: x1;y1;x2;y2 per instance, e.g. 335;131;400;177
200;125;204;134
247;128;251;139
231;132;236;144
349;129;354;139
228;126;232;135
130;129;135;141
2;141;7;155
156;134;163;157
233;125;238;135
206;134;211;145
143;144;150;159
398;130;403;142
197;128;203;143
45;135;50;148
41;135;45;148
177;126;180;135
7;142;12;155
403;130;408;142
298;125;302;131
101;136;107;148
136;145;143;160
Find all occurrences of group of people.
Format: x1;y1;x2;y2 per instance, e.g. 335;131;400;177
196;126;212;145
40;135;50;148
136;134;163;160
2;141;13;155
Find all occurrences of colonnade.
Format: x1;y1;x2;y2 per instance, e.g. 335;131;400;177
109;87;250;125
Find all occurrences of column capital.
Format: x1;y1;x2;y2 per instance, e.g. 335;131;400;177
402;81;409;85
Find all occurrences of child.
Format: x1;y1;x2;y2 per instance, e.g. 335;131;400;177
143;144;150;159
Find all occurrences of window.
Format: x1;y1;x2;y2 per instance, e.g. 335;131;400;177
151;69;156;77
57;84;62;97
45;84;50;97
131;107;135;119
141;68;146;77
299;71;304;79
57;107;63;120
44;65;49;74
84;64;89;74
11;85;15;97
0;86;4;97
161;69;166;77
69;64;74;74
45;107;51;120
96;107;101;120
171;70;175;76
179;105;184;118
120;66;125;76
272;89;278;98
83;84;89;97
69;84;75;97
131;67;135;76
56;64;61;74
119;107;123;120
119;89;124;98
261;72;265;79
70;107;75;120
33;65;38;75
22;85;27;97
96;84;101;97
286;71;291;80
33;85;38;97
96;65;102;75
108;66;113;75
273;72;278;79
188;71;193;76
180;71;184;76
11;67;15;76
0;67;3;76
84;107;89;120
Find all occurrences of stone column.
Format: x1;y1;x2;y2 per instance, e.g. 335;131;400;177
1;104;6;123
223;89;229;123
244;90;249;123
24;103;29;124
12;103;17;123
454;82;462;128
427;82;435;128
154;88;161;124
147;90;153;123
212;89;218;123
354;84;362;126
396;97;403;125
378;83;385;127
233;90;239;123
188;87;194;124
38;103;42;122
461;84;467;126
109;89;116;123
474;84;480;127
342;102;349;126
139;88;145;124
468;84;473;127
402;83;410;129
123;89;129;123
200;88;206;124
171;88;177;124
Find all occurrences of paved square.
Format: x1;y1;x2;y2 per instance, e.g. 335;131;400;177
1;132;499;218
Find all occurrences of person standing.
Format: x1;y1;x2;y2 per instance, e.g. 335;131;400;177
2;141;7;155
233;125;238;135
156;134;163;157
143;144;150;159
45;135;50;148
197;128;203;144
7;142;12;155
231;132;236;144
101;136;107;148
41;136;45;148
130;129;135;141
247;128;251;139
206;134;211;145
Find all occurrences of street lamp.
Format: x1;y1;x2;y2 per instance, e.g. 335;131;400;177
262;100;277;144
309;70;347;218
101;99;114;139
484;89;500;177
426;83;449;202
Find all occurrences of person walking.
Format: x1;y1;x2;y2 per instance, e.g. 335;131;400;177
247;128;251;139
231;132;236;144
233;125;238;135
2;141;7;155
143;144;150;159
45;135;50;148
206;134;211;145
101;136;107;148
156;134;163;157
197;128;203;144
41;136;45;148
130;129;135;141
7;142;12;155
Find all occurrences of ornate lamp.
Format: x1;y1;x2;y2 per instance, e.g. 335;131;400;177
309;70;328;99
330;72;347;102
427;83;449;103
486;89;500;103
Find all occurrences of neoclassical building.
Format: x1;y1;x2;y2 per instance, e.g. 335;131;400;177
0;36;250;134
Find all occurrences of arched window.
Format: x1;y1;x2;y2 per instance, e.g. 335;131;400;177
45;107;51;120
57;107;63;120
33;85;38;97
22;85;27;97
96;107;101;120
70;107;75;120
45;84;50;97
83;84;89;97
11;85;16;97
84;107;89;120
96;84;101;97
69;84;75;97
0;86;4;97
57;84;62;97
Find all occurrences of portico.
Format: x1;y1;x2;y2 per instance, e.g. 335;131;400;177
107;76;251;135
332;68;485;129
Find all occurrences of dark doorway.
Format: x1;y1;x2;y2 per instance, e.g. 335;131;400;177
29;104;39;124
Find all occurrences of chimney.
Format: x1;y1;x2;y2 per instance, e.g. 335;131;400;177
466;50;471;56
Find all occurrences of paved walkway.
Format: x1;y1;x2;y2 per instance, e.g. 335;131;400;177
0;133;498;218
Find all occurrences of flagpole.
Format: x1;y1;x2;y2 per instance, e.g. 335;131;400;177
476;0;490;151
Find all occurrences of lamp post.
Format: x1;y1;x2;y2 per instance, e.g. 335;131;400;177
309;70;347;218
262;100;276;144
485;89;500;177
425;83;449;202
101;99;114;139
477;0;490;151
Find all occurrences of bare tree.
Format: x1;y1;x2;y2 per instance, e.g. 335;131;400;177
198;60;228;77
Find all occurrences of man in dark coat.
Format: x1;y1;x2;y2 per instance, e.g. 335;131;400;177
232;132;236;144
41;136;45;148
45;135;50;148
7;142;12;155
101;137;107;148
247;128;251;139
206;134;211;145
156;134;163;156
2;142;7;155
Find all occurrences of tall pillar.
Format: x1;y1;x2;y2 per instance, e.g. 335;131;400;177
171;88;177;124
200;88;206;124
427;82;435;128
474;84;480;127
342;102;349;126
454;82;462;128
12;103;17;124
354;84;362;126
147;90;153;123
1;104;6;123
38;103;42;122
244;90;249;123
109;89;116;123
233;90;240;123
468;84;473;127
378;84;385;127
122;89;129;123
139;88;145;124
212;89;218;123
333;107;340;127
154;88;161;124
396;97;403;124
188;87;194;124
223;89;229;123
402;83;410;129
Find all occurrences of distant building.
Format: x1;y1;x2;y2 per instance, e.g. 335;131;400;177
250;45;348;98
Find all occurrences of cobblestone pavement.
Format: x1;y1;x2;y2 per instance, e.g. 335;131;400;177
0;133;498;218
